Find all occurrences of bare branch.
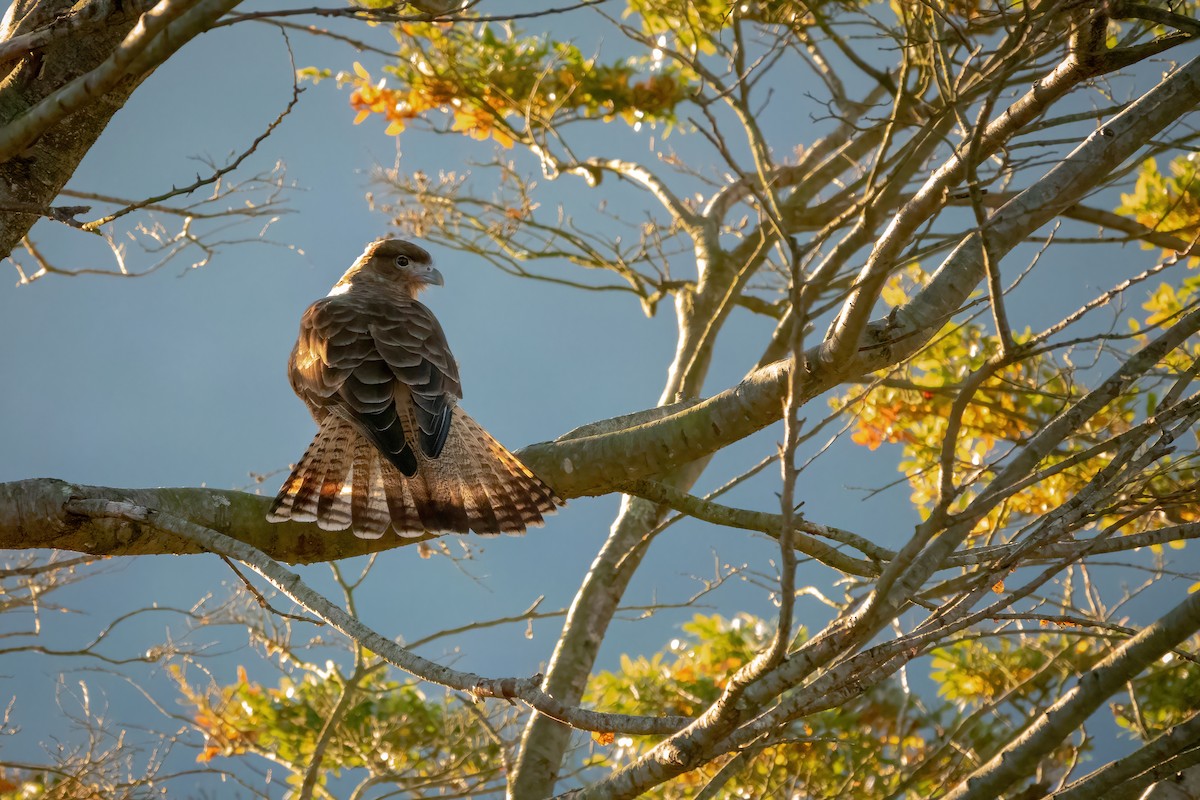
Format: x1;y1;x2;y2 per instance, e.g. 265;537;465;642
62;497;695;737
80;49;303;231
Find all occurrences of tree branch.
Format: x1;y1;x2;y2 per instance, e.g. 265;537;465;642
0;0;246;258
0;478;429;563
1052;713;1200;800
0;0;218;164
620;478;882;575
945;589;1200;800
0;0;157;67
79;54;302;231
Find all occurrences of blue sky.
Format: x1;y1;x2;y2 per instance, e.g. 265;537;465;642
1;5;1197;794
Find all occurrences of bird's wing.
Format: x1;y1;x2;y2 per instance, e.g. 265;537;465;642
369;297;462;459
289;295;461;476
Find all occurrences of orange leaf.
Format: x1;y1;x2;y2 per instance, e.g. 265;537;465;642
851;427;883;450
196;745;221;764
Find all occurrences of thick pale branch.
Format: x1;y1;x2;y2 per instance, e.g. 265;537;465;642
1053;713;1200;800
517;359;795;497
10;474;1195;575
0;0;207;164
897;53;1200;344
945;589;1200;800
0;0;157;67
1117;756;1200;800
956;192;1196;252
824;35;1200;368
0;478;425;564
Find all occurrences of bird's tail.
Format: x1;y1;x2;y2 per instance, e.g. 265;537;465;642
268;411;561;538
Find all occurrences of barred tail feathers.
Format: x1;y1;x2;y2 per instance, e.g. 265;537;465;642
268;409;561;537
267;415;353;528
448;410;561;533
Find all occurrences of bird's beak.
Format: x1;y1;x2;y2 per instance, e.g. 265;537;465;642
418;266;444;286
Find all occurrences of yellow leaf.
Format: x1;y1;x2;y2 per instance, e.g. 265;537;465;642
1188;581;1200;594
385;119;406;136
353;61;370;80
593;731;615;745
881;275;908;307
492;127;515;149
353;109;371;125
992;580;1005;594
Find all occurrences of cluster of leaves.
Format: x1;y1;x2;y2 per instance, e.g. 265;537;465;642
317;2;930;149
588;613;767;719
587;614;984;799
835;265;1200;536
919;635;1089;788
0;763;130;799
306;20;688;148
1111;648;1200;737
931;636;1095;710
626;0;843;56
1134;267;1200;373
1118;156;1200;256
0;771;47;799
173;660;503;793
936;631;1200;747
632;0;1016;51
1125;241;1200;533
156;612;1130;800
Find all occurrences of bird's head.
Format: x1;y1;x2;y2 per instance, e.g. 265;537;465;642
333;238;444;298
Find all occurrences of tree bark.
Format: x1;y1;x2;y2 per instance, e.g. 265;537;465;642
0;0;244;258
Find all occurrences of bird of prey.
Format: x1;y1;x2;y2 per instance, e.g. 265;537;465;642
267;238;560;538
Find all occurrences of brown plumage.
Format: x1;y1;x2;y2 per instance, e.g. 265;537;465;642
268;238;561;538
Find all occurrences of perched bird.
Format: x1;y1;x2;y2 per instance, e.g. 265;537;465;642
268;238;560;538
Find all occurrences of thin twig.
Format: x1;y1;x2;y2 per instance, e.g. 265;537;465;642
81;32;304;231
63;497;693;736
217;555;323;626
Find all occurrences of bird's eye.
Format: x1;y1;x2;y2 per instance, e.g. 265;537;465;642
395;255;410;268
